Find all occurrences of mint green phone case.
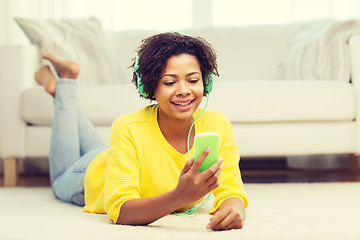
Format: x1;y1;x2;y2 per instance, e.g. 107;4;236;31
194;132;220;172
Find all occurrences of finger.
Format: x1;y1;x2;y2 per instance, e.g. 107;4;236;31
205;166;222;191
211;211;233;231
222;216;244;230
219;210;244;230
202;157;223;179
222;220;236;231
207;209;230;230
192;147;211;172
208;178;220;191
226;220;244;230
181;157;194;175
205;161;222;183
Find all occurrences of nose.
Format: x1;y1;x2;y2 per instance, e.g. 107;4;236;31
176;81;191;96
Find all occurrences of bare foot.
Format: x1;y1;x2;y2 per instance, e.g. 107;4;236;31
42;53;80;79
34;65;56;97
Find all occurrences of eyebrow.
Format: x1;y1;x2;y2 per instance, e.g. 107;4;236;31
161;72;201;79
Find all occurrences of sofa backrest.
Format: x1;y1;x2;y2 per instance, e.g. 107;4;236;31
109;30;160;83
184;25;299;82
109;24;299;83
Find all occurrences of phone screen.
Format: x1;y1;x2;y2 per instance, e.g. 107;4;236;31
194;132;220;172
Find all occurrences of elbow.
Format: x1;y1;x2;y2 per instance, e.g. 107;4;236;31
116;216;150;226
116;209;152;226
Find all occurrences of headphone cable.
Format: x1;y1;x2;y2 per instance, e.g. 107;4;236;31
175;94;211;217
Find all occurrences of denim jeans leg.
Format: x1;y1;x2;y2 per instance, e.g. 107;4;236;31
51;146;107;206
77;107;106;156
49;79;80;183
49;78;107;205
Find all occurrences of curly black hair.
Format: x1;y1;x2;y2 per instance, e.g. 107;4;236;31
131;32;219;99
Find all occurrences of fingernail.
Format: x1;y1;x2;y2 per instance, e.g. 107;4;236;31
206;224;211;229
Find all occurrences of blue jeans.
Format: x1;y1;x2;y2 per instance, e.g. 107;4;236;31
49;79;107;206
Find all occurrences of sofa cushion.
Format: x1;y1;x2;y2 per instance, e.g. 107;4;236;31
24;122;356;157
206;80;355;123
21;85;150;126
22;80;355;126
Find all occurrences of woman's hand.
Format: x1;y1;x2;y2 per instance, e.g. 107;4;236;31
206;197;246;231
116;148;223;226
175;147;223;205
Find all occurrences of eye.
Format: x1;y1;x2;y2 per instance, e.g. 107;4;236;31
189;79;199;84
164;81;175;86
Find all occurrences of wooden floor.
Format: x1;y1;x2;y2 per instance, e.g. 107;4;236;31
1;158;360;187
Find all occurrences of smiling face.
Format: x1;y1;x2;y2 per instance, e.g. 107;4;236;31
154;54;204;123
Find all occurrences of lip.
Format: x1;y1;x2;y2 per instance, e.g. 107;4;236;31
171;99;194;104
171;99;195;111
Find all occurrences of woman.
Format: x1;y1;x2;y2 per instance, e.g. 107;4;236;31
35;32;248;230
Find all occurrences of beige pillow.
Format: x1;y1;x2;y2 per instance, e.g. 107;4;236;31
15;17;124;85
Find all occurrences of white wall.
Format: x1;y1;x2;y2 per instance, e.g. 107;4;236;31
2;0;360;46
0;0;195;46
0;0;14;45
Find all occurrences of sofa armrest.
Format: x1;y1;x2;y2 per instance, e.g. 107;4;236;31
0;44;39;159
349;35;360;154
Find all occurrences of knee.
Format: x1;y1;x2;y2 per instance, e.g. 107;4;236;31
51;178;84;206
71;193;85;206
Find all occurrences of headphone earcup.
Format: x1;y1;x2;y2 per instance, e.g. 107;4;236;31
204;74;214;94
135;56;149;97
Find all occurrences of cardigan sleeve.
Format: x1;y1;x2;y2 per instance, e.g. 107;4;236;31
209;117;248;214
104;118;141;223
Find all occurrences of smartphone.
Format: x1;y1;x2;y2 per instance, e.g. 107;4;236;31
194;132;220;172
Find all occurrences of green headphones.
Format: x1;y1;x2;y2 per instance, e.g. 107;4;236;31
134;56;213;98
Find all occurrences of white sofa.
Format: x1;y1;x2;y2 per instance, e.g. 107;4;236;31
1;20;360;187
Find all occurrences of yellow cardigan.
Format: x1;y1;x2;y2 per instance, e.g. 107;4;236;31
83;105;248;223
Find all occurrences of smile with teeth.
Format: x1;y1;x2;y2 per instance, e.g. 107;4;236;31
172;100;194;106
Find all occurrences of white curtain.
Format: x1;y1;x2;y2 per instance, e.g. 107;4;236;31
1;0;360;45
